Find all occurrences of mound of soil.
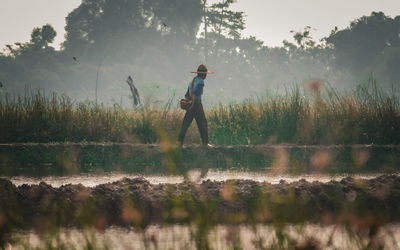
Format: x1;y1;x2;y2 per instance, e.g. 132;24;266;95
0;175;399;230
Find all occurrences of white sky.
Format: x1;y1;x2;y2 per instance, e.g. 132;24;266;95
227;0;400;46
1;0;400;50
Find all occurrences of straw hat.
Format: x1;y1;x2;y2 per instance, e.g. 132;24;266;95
191;64;214;74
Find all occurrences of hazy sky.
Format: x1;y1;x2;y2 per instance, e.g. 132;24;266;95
1;0;400;50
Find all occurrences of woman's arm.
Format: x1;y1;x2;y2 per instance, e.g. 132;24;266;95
189;94;197;110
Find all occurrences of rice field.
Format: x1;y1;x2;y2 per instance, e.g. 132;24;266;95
0;83;400;249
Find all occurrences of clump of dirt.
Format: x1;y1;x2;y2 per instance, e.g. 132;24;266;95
0;175;399;230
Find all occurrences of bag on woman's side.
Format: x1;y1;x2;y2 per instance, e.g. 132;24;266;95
180;98;193;110
180;77;196;111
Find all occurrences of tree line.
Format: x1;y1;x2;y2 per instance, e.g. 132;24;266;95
1;0;399;106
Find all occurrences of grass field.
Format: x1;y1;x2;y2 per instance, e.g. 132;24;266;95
1;82;399;145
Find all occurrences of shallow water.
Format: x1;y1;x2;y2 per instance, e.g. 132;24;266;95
9;170;387;187
1;143;399;176
10;223;400;249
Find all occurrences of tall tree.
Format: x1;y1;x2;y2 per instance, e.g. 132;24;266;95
201;0;245;60
63;0;151;57
30;24;57;49
63;0;203;61
326;12;400;73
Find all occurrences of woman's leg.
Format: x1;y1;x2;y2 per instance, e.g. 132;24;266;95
194;102;208;145
178;108;195;145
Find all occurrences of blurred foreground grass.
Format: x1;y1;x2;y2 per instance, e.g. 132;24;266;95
8;223;400;249
1;175;400;249
1;81;399;145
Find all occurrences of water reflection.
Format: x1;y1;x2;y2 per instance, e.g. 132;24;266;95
1;144;399;176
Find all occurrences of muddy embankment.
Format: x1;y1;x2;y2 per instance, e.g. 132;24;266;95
1;175;400;231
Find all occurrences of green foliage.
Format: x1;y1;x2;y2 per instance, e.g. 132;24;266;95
4;24;57;58
63;0;203;57
204;0;245;40
288;26;316;49
30;24;57;49
326;12;400;74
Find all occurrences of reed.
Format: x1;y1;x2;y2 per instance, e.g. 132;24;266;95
1;82;399;145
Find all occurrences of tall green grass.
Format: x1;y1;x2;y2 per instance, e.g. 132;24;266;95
0;91;180;143
1;82;399;145
209;83;400;145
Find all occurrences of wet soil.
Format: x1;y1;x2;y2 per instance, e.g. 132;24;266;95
1;175;400;230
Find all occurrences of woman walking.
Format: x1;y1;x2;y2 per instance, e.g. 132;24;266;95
178;64;213;147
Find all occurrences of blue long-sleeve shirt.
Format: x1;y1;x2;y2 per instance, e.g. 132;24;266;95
185;77;204;101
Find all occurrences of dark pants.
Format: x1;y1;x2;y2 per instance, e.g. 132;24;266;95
178;100;208;145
